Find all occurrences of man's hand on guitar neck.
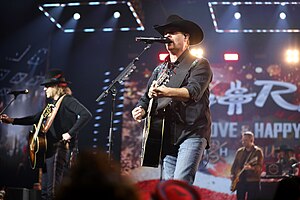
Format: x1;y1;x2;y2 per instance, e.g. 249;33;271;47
0;114;14;124
244;164;253;170
149;80;172;99
148;80;158;98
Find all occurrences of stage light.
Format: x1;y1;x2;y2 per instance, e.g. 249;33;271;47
234;12;241;19
73;12;80;20
39;1;145;32
83;28;95;32
224;53;239;61
158;53;168;62
279;12;286;20
255;67;263;73
208;1;300;33
286;49;299;64
113;11;120;19
190;48;204;58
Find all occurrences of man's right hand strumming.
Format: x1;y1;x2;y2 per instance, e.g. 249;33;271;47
131;106;145;123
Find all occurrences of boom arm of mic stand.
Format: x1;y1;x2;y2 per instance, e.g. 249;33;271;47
95;63;134;102
94;43;151;161
0;95;18;115
95;43;152;102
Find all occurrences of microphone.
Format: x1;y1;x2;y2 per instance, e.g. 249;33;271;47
8;89;29;96
135;37;172;44
292;162;300;168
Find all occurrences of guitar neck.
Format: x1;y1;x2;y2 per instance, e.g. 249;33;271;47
34;115;44;135
32;105;52;140
147;98;154;115
236;168;245;177
145;71;167;117
235;156;258;178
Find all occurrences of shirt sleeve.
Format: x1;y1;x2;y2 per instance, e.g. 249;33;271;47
64;96;92;137
253;147;264;174
184;58;213;102
12;112;42;126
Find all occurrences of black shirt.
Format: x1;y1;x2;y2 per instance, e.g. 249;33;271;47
136;50;213;148
13;95;92;157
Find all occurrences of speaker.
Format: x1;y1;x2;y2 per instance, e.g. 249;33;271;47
6;188;29;200
258;181;279;200
266;163;283;176
5;188;41;200
29;189;41;200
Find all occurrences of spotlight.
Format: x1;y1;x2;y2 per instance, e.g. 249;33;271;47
279;12;286;20
224;53;239;61
234;12;241;20
158;53;168;62
113;11;121;19
73;13;80;20
286;49;299;64
190;48;204;58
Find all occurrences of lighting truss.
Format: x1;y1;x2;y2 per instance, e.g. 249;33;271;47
208;1;300;33
38;1;145;33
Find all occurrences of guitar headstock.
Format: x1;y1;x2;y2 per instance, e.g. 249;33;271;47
162;78;169;86
43;104;55;118
157;71;169;86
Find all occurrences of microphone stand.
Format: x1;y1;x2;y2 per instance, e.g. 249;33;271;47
96;43;152;161
0;94;20;115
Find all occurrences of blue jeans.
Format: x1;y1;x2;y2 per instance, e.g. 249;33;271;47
162;137;207;184
41;142;70;200
237;181;261;200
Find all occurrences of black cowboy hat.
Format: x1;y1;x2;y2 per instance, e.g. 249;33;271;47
41;69;71;86
153;14;204;45
274;145;294;153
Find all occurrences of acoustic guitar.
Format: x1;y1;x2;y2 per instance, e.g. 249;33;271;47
230;156;258;192
140;70;169;167
28;103;54;169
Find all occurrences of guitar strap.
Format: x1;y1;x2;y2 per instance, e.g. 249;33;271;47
241;147;255;169
41;94;66;133
156;58;200;110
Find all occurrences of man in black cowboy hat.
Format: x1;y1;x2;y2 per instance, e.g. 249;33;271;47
0;69;92;200
275;145;298;176
132;14;212;184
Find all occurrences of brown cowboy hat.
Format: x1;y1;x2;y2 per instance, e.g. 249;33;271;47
274;145;294;153
154;14;204;45
41;69;71;86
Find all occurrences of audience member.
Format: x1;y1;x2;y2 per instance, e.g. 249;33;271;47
54;149;140;200
275;145;298;176
273;176;300;200
151;179;201;200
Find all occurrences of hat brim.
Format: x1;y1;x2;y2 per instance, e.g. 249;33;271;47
275;148;294;152
41;80;71;86
154;20;204;45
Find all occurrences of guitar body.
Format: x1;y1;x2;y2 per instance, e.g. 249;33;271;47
230;173;240;192
141;116;165;167
28;125;47;169
27;103;54;169
230;156;258;192
140;71;169;167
